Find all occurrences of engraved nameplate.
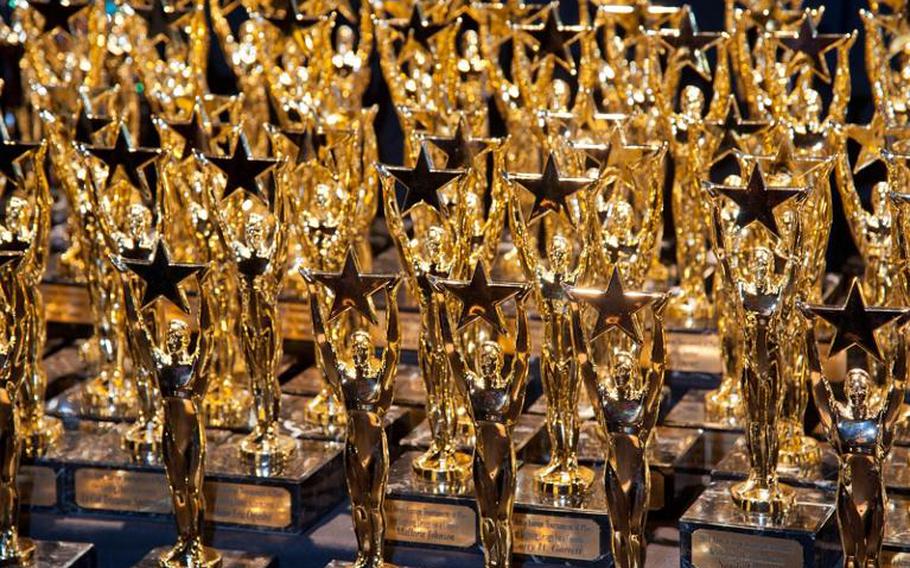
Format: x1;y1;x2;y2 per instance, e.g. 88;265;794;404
73;468;292;528
649;470;664;511
20;465;57;507
385;500;476;547
513;513;600;561
668;332;721;374
42;283;91;324
691;528;803;568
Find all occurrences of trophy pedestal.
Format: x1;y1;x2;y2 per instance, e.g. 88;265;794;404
711;437;838;491
21;540;94;567
663;389;744;432
399;413;544;459
281;395;416;444
283;364;427;407
679;481;838;568
48;382;138;424
573;422;701;513
134;547;275;567
385;452;612;565
28;421;345;532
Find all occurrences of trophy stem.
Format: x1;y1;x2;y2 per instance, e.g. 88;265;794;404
0;392;35;567
20;293;62;458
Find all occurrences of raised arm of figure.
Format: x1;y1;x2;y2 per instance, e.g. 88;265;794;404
381;172;418;286
507;184;538;279
438;294;469;398
829;33;855;124
570;301;598;397
508;289;532;412
193;270;217;395
380;278;403;403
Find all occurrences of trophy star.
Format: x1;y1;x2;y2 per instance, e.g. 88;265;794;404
0;251;23;269
597;0;678;43
709;96;768;163
603;127;660;173
570;267;657;343
132;0;188;45
75;104;112;145
438;262;525;333
848;115;910;174
424;119;493;169
523;5;585;71
809;279;907;361
87;123;160;191
280;124;329;166
311;249;395;324
27;0;89;34
124;240;204;314
266;0;322;36
166;101;212;160
382;145;464;215
711;165;804;237
206;133;280;202
393;4;446;53
750;133;831;182
509;153;592;224
777;10;845;82
0;121;38;187
656;6;721;80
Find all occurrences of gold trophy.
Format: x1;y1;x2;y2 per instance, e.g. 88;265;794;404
568;268;667;568
436;273;531;568
304;263;401;568
118;241;220;568
801;299;906;568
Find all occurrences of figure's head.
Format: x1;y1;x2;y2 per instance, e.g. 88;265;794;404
872;181;890;216
479;340;504;378
245;213;266;250
5;196;28;229
461;29;479;59
800;87;822;123
605;200;633;236
547;235;570;274
845;368;870;417
426;225;446;264
127;203;152;239
314;183;332;209
614;351;635;395
680;86;705;118
336;25;355;53
550;79;570;111
753;246;773;283
351;330;372;369
165;319;190;355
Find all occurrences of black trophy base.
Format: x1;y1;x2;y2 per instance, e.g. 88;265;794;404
663;389;744;432
25;540;95;568
33;421;345;532
679;481;838;568
280;395;415;444
399;414;544;459
134;547;275;567
711;436;838;491
282;364;427;407
572;422;701;513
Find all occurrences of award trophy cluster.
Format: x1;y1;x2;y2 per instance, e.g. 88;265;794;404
7;0;910;567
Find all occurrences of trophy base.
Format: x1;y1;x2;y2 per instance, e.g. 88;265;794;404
399;414;544;459
21;414;64;458
203;389;251;430
0;537;35;566
712;436;837;491
778;434;824;469
134;547;274;568
679;481;838;568
281;396;415;444
664;389;744;431
531;462;596;497
703;387;744;425
29;421;345;532
158;545;221;568
300;389;347;430
410;449;472;484
238;432;297;471
80;375;136;419
121;422;162;460
282;364;427;407
325;561;407;568
730;479;796;516
3;540;95;568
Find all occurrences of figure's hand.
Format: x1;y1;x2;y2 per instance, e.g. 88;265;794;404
299;268;316;294
702;182;719;200
652;288;677;318
517;283;533;304
841;30;858;53
389;274;403;298
795;299;816;320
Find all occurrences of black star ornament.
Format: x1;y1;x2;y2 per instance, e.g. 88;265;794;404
508;153;592;224
393;4;445;53
438;262;525;334
778;10;845;83
424;119;494;169
569;267;658;343
809;279;907;361
381;144;464;215
709;96;768;163
206;132;280;201
132;0;188;44
166;101;211;160
28;0;89;35
87;123;160;191
523;5;586;71
656;6;721;80
311;248;396;325
710;165;804;237
124;240;204;314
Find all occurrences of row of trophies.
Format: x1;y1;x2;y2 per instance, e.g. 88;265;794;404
0;0;908;567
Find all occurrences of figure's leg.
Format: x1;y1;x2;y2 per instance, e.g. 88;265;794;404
368;432;389;568
497;448;517;568
345;439;372;567
0;387;28;560
474;453;501;567
629;466;651;568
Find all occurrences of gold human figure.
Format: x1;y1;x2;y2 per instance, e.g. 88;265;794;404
212;189;295;467
0;250;33;564
306;273;401;568
507;195;594;495
121;267;221;568
804;308;905;568
439;289;531;568
571;295;669;568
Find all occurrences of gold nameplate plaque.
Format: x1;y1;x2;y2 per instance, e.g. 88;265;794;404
666;332;722;374
20;465;57;507
512;513;601;561
73;468;292;529
385;500;476;548
690;528;803;568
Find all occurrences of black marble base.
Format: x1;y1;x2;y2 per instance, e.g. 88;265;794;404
711;437;838;491
679;481;838;568
134;547;275;567
282;365;427;407
31;421;344;532
281;395;416;444
662;389;743;432
28;540;95;568
399;414;544;459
